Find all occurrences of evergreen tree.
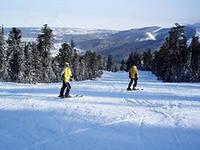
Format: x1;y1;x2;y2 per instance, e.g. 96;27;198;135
113;64;119;72
152;44;171;80
102;56;107;70
51;57;61;82
133;52;142;69
88;51;102;78
17;42;26;83
7;27;26;82
71;51;81;80
31;42;43;83
56;42;73;68
37;24;55;82
167;24;188;81
120;59;126;71
152;23;190;82
0;25;9;81
107;54;113;71
190;36;200;81
79;56;86;80
24;42;34;83
97;55;103;70
142;49;153;71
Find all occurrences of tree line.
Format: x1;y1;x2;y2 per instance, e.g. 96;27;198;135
1;24;198;83
120;24;200;82
0;24;114;83
119;49;153;72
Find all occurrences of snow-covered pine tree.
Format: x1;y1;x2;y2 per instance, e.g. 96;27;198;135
152;28;177;81
31;42;43;83
101;56;107;70
120;59;126;71
0;25;9;81
97;55;103;70
89;51;102;78
51;57;61;82
72;52;81;80
152;45;170;80
37;24;55;82
152;23;191;82
86;51;95;79
190;36;200;81
79;56;87;80
7;27;26;82
17;42;26;83
56;42;73;68
166;24;189;81
142;49;153;71
133;52;142;69
24;42;34;83
107;54;113;72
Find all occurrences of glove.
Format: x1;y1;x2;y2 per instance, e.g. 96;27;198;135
70;75;74;81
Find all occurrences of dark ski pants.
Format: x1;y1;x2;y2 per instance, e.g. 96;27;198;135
60;81;71;97
128;78;138;89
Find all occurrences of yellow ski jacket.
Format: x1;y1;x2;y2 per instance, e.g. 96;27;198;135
63;67;72;83
129;65;139;79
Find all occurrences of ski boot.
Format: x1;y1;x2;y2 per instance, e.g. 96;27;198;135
65;95;72;98
127;88;132;91
58;95;65;98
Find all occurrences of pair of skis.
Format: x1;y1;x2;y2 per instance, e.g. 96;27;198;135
127;88;143;91
59;94;83;99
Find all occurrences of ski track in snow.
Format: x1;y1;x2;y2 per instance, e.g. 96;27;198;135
0;71;200;150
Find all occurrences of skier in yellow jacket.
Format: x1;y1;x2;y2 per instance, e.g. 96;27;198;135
59;62;73;98
127;65;139;91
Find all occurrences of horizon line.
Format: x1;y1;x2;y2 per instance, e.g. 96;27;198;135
1;22;199;31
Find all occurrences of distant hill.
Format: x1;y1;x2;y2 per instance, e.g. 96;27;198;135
3;24;199;59
77;25;197;60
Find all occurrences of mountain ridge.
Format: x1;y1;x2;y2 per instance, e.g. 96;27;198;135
3;23;200;59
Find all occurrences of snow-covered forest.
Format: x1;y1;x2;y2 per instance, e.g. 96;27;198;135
1;23;200;84
0;24;107;83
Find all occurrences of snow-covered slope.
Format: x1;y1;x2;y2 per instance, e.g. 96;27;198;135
0;71;200;150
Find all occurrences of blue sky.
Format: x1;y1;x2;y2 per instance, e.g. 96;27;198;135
1;0;200;30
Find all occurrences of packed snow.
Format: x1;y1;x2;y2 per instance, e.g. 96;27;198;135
137;30;157;42
0;71;200;150
142;28;163;41
146;32;156;40
153;27;163;33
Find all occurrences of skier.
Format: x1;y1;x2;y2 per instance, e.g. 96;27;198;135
127;64;139;91
59;62;73;98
